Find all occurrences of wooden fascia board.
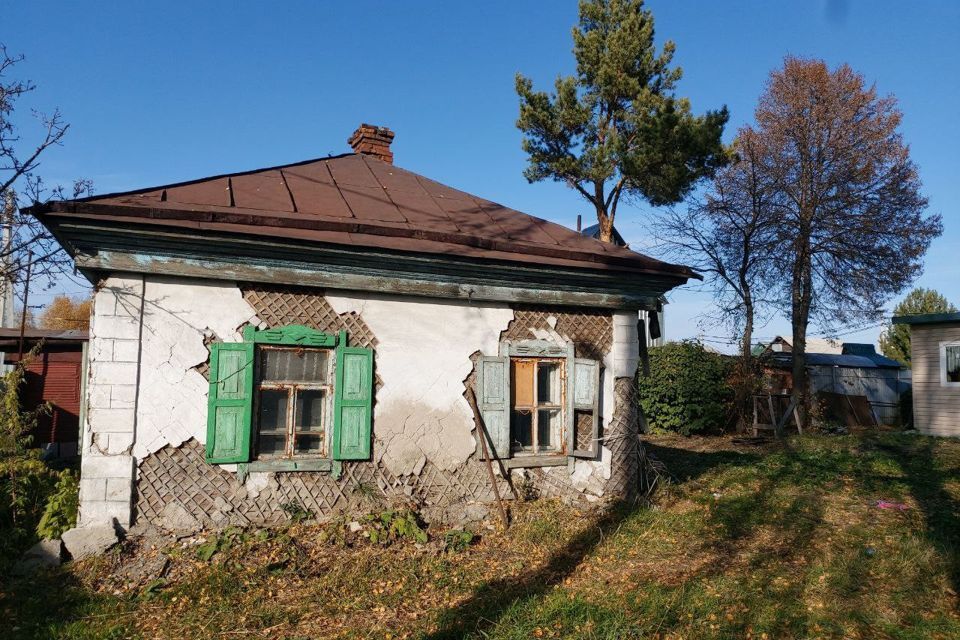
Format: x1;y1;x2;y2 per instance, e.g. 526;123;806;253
76;249;661;309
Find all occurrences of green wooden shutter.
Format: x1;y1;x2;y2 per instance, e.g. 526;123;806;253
477;355;511;459
206;342;255;464
333;345;373;460
569;358;600;459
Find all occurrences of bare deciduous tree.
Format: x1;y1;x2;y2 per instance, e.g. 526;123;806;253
0;44;91;294
661;129;779;364
754;57;941;426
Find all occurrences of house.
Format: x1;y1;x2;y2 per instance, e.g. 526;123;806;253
891;312;960;437
753;335;843;356
0;328;88;458
758;338;908;426
579;220;665;348
28;124;698;534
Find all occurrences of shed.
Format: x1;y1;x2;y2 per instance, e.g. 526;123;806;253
0;328;88;457
27;123;698;534
892;312;960;437
762;342;909;426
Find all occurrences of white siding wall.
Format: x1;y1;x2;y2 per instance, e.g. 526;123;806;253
910;322;960;437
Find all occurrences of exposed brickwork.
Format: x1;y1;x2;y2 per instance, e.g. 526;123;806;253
348;123;395;164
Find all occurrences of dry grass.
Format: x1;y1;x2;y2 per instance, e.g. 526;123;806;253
3;432;959;639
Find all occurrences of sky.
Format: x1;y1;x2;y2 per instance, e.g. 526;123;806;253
5;1;959;350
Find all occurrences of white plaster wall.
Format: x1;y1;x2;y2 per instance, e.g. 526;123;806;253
80;277;627;528
133;278;259;458
325;293;514;476
80;276;259;527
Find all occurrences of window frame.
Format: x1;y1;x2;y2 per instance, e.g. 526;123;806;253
940;340;960;388
510;356;566;455
253;344;334;460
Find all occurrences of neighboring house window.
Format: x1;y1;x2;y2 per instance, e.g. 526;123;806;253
942;341;960;386
205;325;373;465
477;340;601;466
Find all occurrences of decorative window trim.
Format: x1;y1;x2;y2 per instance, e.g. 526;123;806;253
476;339;601;469
940;340;960;387
205;325;373;470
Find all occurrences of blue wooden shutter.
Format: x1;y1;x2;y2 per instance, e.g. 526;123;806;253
477;355;511;459
333;345;373;460
206;342;255;464
569;358;600;458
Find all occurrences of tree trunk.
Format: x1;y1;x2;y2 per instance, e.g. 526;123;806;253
790;245;813;432
596;203;613;243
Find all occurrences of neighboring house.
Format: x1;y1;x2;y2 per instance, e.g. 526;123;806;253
892;312;960;437
0;328;88;457
760;340;908;426
753;335;843;356
28;124;698;534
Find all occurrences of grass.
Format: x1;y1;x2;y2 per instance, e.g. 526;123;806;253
2;431;959;639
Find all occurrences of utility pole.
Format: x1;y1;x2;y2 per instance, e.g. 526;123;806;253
17;251;32;361
0;191;16;328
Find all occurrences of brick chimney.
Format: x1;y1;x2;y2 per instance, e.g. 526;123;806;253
348;123;395;164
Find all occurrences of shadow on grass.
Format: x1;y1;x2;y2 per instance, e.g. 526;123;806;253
644;441;763;484
425;441;821;639
423;502;638;640
1;565;131;640
878;437;960;597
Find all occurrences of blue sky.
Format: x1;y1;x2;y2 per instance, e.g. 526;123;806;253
6;1;958;350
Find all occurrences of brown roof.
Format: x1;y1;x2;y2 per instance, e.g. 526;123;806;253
0;328;88;343
36;153;696;279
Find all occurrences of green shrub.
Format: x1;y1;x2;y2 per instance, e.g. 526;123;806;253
0;453;59;570
36;469;79;540
364;509;428;545
638;340;734;435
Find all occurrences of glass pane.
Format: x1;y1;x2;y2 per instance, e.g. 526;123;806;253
296;389;325;433
947;346;960;382
258;389;288;433
537;362;560;405
258;434;286;457
295;434;323;454
537;409;561;451
511;410;533;449
259;348;329;382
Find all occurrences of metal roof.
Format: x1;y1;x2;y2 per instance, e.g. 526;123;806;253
31;153;698;280
767;351;902;369
892;312;960;326
0;328;88;343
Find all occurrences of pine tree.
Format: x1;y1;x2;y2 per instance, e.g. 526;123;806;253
880;288;956;367
515;0;728;242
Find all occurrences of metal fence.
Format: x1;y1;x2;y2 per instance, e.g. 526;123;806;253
808;366;912;426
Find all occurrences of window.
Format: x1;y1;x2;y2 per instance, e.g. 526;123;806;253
510;358;565;453
942;342;960;386
205;325;373;466
255;347;332;458
476;340;601;466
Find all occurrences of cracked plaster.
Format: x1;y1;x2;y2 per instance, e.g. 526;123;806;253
325;292;514;476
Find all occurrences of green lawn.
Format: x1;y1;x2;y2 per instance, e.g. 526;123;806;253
3;432;959;639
